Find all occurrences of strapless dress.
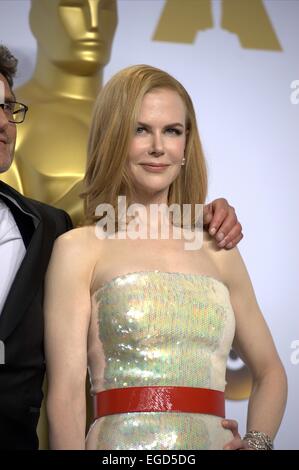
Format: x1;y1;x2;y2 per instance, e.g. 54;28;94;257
86;271;235;450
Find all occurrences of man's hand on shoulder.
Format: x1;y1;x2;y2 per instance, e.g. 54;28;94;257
203;198;243;250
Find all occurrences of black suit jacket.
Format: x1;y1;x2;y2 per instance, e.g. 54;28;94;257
0;180;73;450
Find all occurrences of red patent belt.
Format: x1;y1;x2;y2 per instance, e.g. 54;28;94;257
94;386;225;419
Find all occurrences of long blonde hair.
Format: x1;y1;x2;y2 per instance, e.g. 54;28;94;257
81;64;207;227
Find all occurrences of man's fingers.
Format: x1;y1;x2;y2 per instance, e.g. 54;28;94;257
203;202;213;226
212;207;237;241
221;419;239;437
208;207;228;236
222;418;239;429
223;438;244;450
216;223;243;248
225;233;244;249
204;200;244;249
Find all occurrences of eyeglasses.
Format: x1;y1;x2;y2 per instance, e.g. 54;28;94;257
0;101;28;124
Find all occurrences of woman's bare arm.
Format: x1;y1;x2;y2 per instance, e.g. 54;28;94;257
44;228;95;449
219;247;287;441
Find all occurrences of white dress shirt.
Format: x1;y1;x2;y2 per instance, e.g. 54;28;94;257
0;199;26;316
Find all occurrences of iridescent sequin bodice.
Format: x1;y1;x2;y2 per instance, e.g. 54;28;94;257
86;271;235;450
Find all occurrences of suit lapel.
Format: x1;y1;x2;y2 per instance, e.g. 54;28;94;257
0;181;56;341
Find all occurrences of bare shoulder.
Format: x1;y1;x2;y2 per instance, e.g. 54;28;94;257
51;225;104;273
56;225;95;243
201;229;222;257
202;230;245;287
55;225;101;252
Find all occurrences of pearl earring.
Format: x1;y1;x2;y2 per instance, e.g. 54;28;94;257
181;157;186;166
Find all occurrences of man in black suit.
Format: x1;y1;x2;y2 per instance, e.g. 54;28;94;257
0;45;73;450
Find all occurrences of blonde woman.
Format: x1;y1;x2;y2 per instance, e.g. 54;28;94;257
44;65;287;450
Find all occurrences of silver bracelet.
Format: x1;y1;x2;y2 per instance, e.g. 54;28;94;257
243;430;274;450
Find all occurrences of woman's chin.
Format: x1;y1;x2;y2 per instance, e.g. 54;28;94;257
134;186;170;201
